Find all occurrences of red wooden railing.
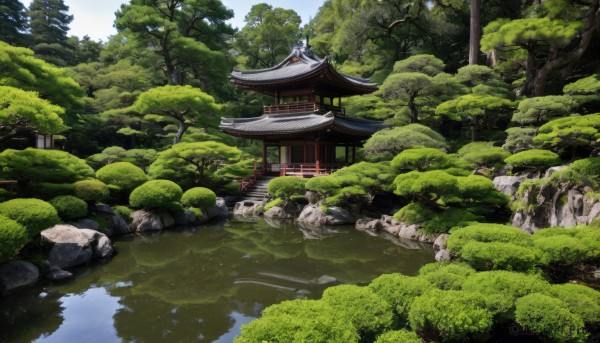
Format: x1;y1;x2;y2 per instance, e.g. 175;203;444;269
278;163;347;177
239;163;262;193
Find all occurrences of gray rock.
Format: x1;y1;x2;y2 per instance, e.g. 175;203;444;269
160;212;175;228
233;200;265;216
68;218;100;231
397;224;437;243
435;249;452;262
205;198;229;219
305;191;320;204
0;260;39;294
544;165;568;178
355;218;382;233
48;265;73;281
108;214;131;235
41;225;113;269
315;275;337;284
90;203;114;215
433;234;449;252
493;176;526;198
174;210;197;225
131;210;164;232
264;201;301;219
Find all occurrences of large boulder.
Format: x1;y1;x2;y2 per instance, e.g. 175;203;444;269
0;260;39;294
107;213;131;235
205;197;228;219
493;176;526;198
41;224;113;269
130;210;164;232
297;204;355;227
264;201;302;219
355;215;439;244
174;209;197;225
233;200;265;216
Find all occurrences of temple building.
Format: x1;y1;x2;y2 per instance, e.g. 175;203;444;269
219;41;388;177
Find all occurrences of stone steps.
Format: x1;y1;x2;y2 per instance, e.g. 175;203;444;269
240;176;276;202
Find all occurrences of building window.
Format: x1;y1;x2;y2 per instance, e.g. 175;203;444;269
36;134;54;149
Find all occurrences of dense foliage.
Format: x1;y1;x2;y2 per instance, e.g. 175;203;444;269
0;215;28;262
48;195;87;220
96;162;147;193
0;198;60;236
129;180;183;210
180;187;217;209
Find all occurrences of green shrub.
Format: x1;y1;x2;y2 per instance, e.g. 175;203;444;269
461;271;550;316
36;183;76;199
0;215;29;262
129;180;183;210
418;262;476;290
189;207;203;218
460;241;539;271
515;293;587;343
547;284;600;326
504;149;561;172
49;195;87;220
408;290;494;341
447;224;537;270
113;206;133;223
458;142;510;169
363;124;448;162
394;204;479;233
180;187;216;208
391;148;452;172
74;179;110;203
322;284;393;339
235;299;359;343
267;176;307;198
264;198;283;211
0;198;60;237
96;162;148;193
532;227;600;265
503;127;536;153
374;330;423;343
368;274;434;316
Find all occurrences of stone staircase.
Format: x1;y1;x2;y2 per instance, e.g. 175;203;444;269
241;176;275;202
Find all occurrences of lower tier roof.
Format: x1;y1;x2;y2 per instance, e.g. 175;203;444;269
219;111;389;139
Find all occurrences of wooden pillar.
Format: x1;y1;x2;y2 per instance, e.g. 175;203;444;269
352;143;356;163
344;144;349;163
262;140;267;176
303;140;307;164
315;139;320;174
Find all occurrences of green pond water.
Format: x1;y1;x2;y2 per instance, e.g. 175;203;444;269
0;218;435;343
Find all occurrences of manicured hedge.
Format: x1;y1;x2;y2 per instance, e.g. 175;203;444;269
129;180;183;210
417;262;476;290
369;274;434;317
374;330;423;343
267;176;307;198
504;149;561;172
0;198;60;236
181;187;216;208
74;179;110;203
0;215;29;262
96;162;148;193
49;195;88;220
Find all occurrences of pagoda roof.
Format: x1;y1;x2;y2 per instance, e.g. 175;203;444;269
230;42;378;96
219;111;389;139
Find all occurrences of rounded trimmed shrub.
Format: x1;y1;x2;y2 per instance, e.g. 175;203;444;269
374;330;423;343
391;147;452;172
0;215;29;262
181;187;216;208
504;149;561;172
460;241;539;271
547;284;600;326
408;289;494;341
74;179;110;203
49;195;88;220
418;262;476;290
461;271;550;316
447;224;533;252
515;293;587;342
322;284;393;339
96;162;148;193
267;176;307;198
369;274;434;316
235;299;359;343
129;180;183;210
0;198;60;236
532;227;600;265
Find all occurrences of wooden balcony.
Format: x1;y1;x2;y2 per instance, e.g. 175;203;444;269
268;163;347;177
263;103;344;115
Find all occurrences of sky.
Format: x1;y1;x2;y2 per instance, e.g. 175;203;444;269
20;0;325;42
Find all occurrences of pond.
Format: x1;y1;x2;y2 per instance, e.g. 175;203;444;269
0;218;435;343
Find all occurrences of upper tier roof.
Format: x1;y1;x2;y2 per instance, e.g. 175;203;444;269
230;42;378;97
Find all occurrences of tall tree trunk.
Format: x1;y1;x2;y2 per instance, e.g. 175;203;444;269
174;119;187;144
469;0;481;65
408;94;419;123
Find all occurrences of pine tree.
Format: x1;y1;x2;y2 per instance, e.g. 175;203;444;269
28;0;74;66
0;0;29;46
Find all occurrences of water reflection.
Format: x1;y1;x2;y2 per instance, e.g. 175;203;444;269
0;218;435;342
